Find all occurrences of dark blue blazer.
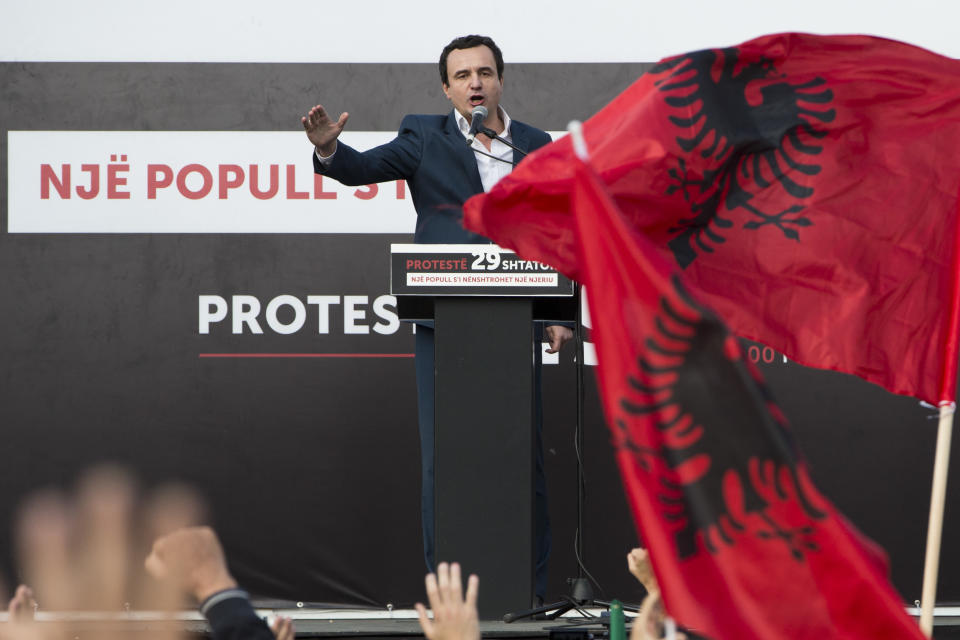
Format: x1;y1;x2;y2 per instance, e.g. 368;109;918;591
313;111;552;243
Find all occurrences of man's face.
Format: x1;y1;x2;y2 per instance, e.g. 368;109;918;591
442;45;503;121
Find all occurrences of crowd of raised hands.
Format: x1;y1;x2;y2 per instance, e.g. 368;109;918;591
0;467;289;640
2;467;682;640
406;548;685;640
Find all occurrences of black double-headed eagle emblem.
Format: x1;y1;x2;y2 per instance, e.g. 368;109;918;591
651;47;836;268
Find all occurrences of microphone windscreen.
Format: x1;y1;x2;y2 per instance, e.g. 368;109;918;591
471;105;488;123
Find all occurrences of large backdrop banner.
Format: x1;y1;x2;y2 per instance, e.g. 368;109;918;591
1;2;958;607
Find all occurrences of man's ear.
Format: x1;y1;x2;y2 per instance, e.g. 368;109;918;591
442;82;451;101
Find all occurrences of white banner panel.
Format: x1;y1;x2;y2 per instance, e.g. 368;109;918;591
2;0;957;61
405;273;558;286
7;131;417;233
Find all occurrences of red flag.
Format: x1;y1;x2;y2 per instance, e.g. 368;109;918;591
570;156;925;640
464;33;960;404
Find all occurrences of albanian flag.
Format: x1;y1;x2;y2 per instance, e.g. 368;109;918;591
570;156;925;640
464;33;960;404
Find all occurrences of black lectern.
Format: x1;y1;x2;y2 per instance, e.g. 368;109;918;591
391;244;575;619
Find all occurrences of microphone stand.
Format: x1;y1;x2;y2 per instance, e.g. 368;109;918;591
502;284;638;624
467;126;527;165
463;129;632;623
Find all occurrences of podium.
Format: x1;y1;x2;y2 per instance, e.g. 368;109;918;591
391;244;575;618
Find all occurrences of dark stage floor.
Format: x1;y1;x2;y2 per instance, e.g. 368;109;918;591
5;605;960;638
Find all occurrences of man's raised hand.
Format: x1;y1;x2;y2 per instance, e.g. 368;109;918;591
6;585;35;624
415;562;480;640
301;104;349;157
144;526;238;603
627;547;658;594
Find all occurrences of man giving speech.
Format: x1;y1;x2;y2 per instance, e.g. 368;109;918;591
302;35;571;601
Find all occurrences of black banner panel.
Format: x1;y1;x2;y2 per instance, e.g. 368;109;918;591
0;61;957;610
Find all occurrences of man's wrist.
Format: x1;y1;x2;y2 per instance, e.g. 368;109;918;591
316;141;337;158
194;575;239;603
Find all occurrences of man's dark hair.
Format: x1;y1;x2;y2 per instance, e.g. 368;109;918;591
439;35;504;86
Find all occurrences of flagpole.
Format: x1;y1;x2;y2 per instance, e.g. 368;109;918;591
920;192;960;637
569;120;589;161
919;404;955;636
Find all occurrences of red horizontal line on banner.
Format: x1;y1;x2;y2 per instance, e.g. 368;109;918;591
199;353;415;359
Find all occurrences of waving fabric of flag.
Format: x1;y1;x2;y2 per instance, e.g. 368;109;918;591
569;156;925;640
463;33;960;404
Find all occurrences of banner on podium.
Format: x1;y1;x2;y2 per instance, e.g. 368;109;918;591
390;244;574;297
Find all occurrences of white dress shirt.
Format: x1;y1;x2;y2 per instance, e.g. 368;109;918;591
453;106;514;192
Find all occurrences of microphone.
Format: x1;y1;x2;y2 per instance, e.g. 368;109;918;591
464;105;489;145
462;104;530;165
